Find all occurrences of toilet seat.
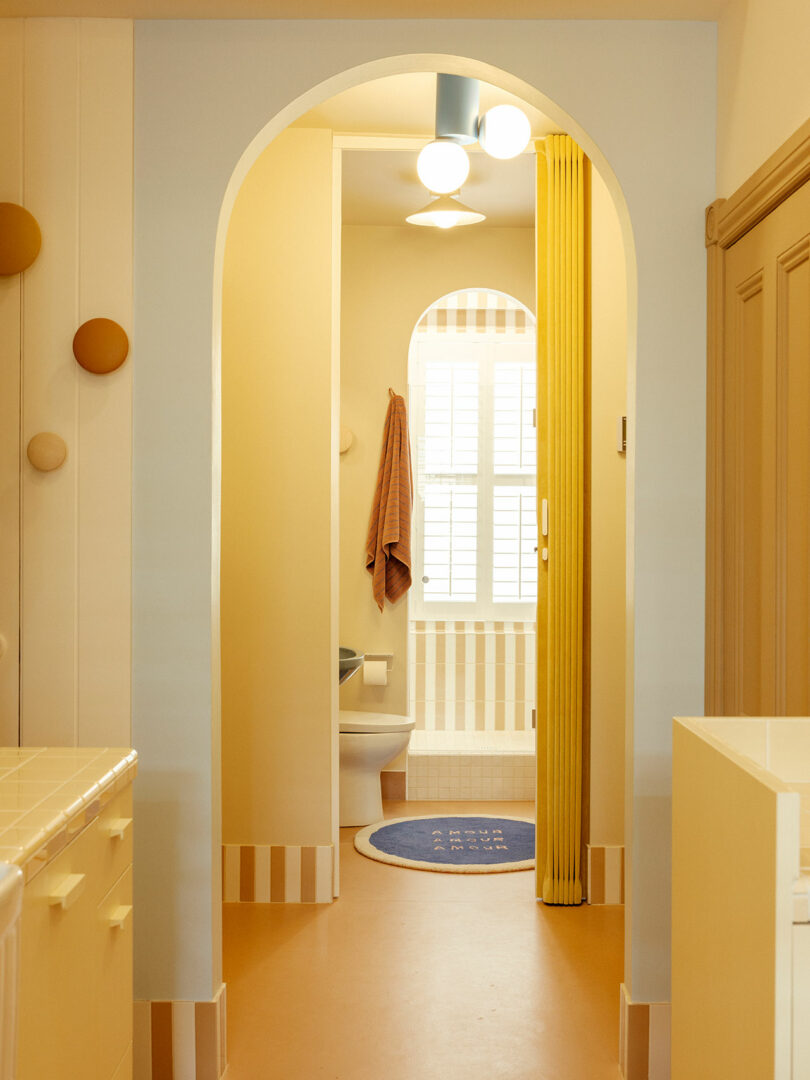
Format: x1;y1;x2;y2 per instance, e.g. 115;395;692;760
339;710;415;734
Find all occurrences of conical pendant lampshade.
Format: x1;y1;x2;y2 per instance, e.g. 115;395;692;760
406;193;486;229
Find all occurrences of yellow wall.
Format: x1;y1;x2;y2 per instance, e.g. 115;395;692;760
0;18;133;749
221;128;337;846
339;224;535;730
589;167;627;846
718;0;810;194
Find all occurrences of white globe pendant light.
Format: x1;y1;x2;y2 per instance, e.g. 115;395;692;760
478;104;531;160
416;140;470;194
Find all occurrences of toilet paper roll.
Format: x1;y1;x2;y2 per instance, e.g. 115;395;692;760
363;660;388;686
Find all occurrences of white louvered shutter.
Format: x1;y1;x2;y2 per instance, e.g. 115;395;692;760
410;310;537;620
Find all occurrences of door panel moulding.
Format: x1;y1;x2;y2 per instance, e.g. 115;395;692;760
705;113;810;714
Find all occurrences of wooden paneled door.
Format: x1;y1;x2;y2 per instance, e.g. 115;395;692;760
706;118;810;715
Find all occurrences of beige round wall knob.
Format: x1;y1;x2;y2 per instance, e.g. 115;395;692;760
72;318;129;375
27;432;67;472
0;203;42;275
339;427;354;454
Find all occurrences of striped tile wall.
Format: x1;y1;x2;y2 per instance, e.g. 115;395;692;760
587;845;625;905
221;843;333;904
619;985;671;1080
409;621;536;732
134;984;227;1080
415;289;532;335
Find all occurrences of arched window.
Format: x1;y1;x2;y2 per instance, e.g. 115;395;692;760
409;289;537;621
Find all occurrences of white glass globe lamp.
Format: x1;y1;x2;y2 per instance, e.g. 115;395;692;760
478;104;531;160
416;140;470;194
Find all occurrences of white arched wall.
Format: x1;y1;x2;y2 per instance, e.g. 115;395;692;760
133;20;714;1026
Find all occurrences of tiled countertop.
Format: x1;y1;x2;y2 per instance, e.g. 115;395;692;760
0;747;137;881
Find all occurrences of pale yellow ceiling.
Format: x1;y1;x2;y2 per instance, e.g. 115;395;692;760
341;148;536;227
0;0;729;17
296;72;558;138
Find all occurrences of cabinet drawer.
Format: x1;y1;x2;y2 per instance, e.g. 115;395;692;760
18;824;99;1080
97;866;133;1080
17;781;134;1080
96;787;133;899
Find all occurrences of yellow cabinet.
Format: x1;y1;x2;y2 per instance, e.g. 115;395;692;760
17;784;133;1080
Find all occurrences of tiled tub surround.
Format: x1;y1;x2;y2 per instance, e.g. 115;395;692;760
407;729;535;801
0;747;138;1080
409;621;536;732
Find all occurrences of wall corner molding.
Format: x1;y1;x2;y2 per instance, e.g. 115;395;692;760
586;844;624;904
619;984;670;1080
222;842;334;903
134;984;227;1080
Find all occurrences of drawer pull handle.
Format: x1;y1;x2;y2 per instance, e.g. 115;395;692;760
103;818;132;841
108;905;132;930
48;873;86;910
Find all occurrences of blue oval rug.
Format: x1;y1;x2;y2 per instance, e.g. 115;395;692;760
354;815;535;873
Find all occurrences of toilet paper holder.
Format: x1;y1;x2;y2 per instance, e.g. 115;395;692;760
364;652;394;673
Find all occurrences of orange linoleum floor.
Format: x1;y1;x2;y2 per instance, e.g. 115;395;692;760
223;800;624;1080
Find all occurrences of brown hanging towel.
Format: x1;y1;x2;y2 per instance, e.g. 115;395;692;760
365;389;414;611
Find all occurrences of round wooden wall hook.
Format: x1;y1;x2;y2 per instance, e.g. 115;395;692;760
0;203;42;275
73;318;129;375
27;432;67;473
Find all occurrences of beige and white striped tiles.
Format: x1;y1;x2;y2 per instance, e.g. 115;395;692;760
587;844;625;905
619;985;671;1080
222;843;333;904
410;620;536;732
415;289;533;336
134;984;227;1080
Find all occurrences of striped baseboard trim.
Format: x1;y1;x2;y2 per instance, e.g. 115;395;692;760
619;984;671;1080
587;844;625;904
134;983;227;1080
222;843;333;903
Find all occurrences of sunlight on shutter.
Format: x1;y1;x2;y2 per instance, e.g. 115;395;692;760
423;360;479;475
423;484;477;602
492;486;538;602
494;357;536;475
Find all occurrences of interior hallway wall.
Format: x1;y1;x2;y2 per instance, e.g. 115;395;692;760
221;127;337;850
0;18;132;749
339;224;535;721
590;167;627;848
133;18;715;1009
718;0;810;194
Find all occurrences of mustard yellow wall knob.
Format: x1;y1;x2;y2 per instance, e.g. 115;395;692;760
27;432;67;473
72;318;129;375
0;203;42;275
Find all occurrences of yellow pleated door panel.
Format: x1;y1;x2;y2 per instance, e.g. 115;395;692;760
535;135;589;905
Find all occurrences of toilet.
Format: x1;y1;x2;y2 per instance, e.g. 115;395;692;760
339;710;415;827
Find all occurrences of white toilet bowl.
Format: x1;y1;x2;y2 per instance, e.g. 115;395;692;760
339;710;415;827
